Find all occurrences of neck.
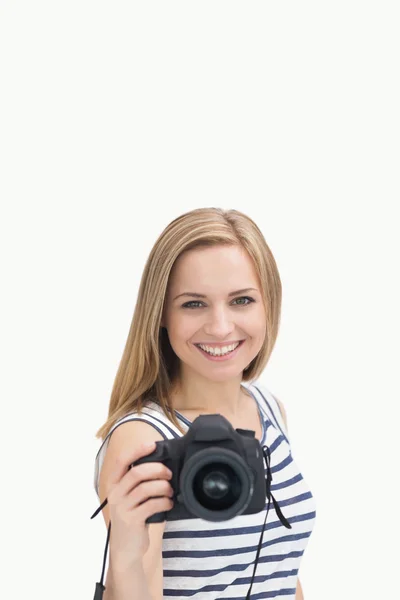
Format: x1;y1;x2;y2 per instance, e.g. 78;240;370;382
170;369;249;417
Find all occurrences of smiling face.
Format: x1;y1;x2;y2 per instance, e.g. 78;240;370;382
162;244;267;384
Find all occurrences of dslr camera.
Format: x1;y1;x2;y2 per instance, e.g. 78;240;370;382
130;413;267;523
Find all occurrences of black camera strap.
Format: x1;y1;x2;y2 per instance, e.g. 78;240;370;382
90;501;110;600
90;444;291;600
245;444;292;599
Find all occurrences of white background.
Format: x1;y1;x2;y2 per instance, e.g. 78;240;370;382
1;2;399;599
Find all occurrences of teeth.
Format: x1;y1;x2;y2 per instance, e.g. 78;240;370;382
198;342;240;356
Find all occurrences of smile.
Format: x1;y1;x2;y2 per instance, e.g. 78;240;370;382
194;340;245;361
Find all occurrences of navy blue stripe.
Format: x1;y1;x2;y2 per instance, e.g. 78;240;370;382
165;577;297;597
164;569;298;595
233;568;298;585
165;569;298;585
258;491;313;514
164;509;316;540
165;589;297;599
221;589;297;600
165;588;296;599
263;420;273;435
268;432;288;455
272;453;293;474
275;490;313;508
163;550;304;577
163;530;312;560
271;472;303;491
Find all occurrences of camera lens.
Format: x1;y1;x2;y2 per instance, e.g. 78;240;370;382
193;463;241;510
180;447;253;521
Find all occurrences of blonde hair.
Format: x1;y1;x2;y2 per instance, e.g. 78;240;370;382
95;207;282;441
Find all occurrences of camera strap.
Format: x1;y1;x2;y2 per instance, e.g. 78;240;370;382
245;444;292;599
90;444;291;600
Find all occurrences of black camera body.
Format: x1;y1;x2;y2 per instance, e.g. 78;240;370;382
130;413;267;524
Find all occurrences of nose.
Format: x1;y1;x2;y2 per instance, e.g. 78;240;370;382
202;306;235;340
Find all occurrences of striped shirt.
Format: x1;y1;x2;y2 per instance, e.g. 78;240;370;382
94;380;316;599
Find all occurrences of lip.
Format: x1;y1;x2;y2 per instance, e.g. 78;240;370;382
194;340;245;347
193;340;245;362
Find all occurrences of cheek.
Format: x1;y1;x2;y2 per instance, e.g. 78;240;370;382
242;308;266;331
168;312;196;340
247;320;267;349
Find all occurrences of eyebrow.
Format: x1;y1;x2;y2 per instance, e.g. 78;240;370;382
173;288;259;301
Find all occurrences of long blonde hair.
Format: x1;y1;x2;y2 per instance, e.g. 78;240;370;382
95;207;282;441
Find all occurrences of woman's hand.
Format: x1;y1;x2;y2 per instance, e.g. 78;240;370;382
106;441;174;572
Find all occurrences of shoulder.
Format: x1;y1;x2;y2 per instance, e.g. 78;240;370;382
94;417;166;497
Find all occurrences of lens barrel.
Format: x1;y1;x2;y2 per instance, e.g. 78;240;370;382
179;447;254;521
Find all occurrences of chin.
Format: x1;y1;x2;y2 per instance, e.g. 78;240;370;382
198;367;246;382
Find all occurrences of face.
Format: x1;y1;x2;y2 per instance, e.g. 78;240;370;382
162;244;267;383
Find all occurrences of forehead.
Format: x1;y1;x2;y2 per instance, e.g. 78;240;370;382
167;245;259;292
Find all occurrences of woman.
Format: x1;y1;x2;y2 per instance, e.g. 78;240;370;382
92;207;316;600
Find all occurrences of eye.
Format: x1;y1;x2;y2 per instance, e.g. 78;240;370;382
232;296;255;306
182;300;203;309
182;296;255;309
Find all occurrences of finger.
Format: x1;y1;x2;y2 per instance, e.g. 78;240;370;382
118;460;172;498
126;477;174;508
134;496;174;524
